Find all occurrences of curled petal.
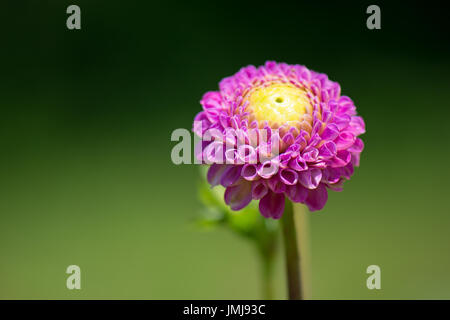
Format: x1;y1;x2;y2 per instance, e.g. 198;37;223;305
333;114;351;130
309;161;327;169
219;114;231;128
305;184;328;211
267;176;286;193
286;143;300;155
279;152;293;166
337;96;356;115
335;131;355;150
279;168;298;185
349;116;366;135
341;162;354;179
321;123;339;141
200;91;223;122
327;179;345;191
225;148;238;164
259;192;285;219
295;132;308;150
224;128;238;146
224;181;252;211
200;91;222;109
241;164;258;181
348;138;364;153
193;112;210;136
257;159;280;179
302;147;319;162
329;150;351;168
312;120;324;136
220;165;243;187
308;134;322;147
351;153;361;167
288;157;308;171
286;183;308;203
322;110;333;123
299;168;322;189
207;164;228;187
322;167;341;184
282;133;295;146
203;141;225;164
318;141;337;159
252;180;268;199
195;140;209;163
237;145;257;164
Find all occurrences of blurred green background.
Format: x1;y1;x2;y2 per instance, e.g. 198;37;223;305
1;1;449;299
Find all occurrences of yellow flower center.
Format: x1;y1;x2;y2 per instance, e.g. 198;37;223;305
246;83;311;124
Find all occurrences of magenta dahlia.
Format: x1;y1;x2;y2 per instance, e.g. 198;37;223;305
193;61;365;219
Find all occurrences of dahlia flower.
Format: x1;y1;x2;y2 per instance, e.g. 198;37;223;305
193;61;365;219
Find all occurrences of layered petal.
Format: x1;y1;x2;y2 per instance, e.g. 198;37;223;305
224;181;252;211
305;184;328;211
259;192;285;219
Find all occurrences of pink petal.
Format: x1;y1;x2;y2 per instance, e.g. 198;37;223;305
351;153;361;166
207;164;228;187
267;176;286;194
288;157;308;171
305;184;328;211
279;168;298;185
322;167;341;184
225;148;238;164
321;123;339;141
286;183;308;203
237;145;257;164
335;131;355;150
241;164;258;181
318;141;337;159
299;169;322;189
348;138;364;153
329;150;351;168
224;182;252;211
257;159;280;179
349;116;366;135
220;165;243;187
302;147;319;162
259;192;285;219
252;180;268;199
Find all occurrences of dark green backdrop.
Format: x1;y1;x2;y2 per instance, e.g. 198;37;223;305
1;1;449;299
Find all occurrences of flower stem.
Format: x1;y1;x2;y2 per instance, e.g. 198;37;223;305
257;224;277;300
281;199;303;300
260;253;274;300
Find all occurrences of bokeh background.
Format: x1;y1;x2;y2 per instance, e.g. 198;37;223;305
1;1;449;299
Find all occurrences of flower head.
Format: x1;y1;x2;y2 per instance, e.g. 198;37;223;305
193;61;365;219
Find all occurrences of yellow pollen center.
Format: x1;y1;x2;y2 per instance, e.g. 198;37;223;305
246;83;310;124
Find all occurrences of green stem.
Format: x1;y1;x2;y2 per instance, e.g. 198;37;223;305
261;253;274;300
281;199;303;300
258;229;276;300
